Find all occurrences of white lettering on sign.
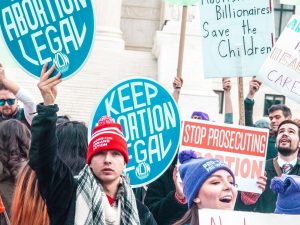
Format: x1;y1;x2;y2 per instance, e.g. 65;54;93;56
1;0;87;65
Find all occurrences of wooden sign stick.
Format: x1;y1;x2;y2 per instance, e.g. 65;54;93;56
238;77;245;126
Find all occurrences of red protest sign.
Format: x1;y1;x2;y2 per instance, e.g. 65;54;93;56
180;120;269;193
181;121;268;157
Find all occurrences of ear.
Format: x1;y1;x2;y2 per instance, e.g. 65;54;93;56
193;197;201;204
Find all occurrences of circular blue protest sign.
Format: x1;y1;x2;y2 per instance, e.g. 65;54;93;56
90;77;181;187
0;0;95;79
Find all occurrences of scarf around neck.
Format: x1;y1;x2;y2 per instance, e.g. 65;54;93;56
74;165;140;225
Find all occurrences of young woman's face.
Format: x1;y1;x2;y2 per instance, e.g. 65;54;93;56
193;170;237;210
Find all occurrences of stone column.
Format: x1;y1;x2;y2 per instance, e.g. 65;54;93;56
93;0;125;50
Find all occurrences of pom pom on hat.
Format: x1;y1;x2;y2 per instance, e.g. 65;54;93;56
270;175;300;214
178;150;197;164
179;150;235;208
87;116;128;164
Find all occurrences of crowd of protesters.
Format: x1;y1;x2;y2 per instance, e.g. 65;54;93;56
0;61;300;225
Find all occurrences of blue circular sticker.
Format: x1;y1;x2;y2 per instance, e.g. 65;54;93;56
90;77;181;187
0;0;95;79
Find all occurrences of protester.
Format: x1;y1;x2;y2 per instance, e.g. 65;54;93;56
145;111;210;225
235;120;300;213
0;119;31;219
29;63;156;225
173;150;237;225
57;121;88;175
244;77;292;160
10;163;49;225
10;120;87;225
0;63;36;128
190;111;209;121
270;174;300;215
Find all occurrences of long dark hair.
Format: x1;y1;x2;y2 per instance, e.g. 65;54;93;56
57;121;88;175
173;204;199;225
0;120;31;180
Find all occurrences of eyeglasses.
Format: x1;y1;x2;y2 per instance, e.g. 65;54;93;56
0;99;16;106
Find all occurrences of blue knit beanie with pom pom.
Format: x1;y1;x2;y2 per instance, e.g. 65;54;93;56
179;150;235;208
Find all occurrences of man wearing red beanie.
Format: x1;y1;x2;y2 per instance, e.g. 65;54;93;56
29;64;157;225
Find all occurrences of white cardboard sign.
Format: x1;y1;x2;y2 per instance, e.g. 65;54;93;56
200;0;275;78
257;15;300;103
198;209;300;225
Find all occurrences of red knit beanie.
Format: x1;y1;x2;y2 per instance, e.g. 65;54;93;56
87;116;129;164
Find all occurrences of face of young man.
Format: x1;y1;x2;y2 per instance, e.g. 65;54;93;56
0;90;18;117
269;110;291;132
276;123;300;157
193;170;237;210
90;150;125;185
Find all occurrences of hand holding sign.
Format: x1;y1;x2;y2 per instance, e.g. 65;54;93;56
256;172;267;192
222;78;232;92
38;63;61;106
173;165;186;203
247;77;262;99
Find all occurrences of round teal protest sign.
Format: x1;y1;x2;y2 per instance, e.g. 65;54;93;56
0;0;95;79
90;77;181;187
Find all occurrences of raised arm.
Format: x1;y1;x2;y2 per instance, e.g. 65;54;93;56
245;77;261;127
0;63;20;95
29;63;62;186
0;63;36;125
29;64;74;224
223;78;233;124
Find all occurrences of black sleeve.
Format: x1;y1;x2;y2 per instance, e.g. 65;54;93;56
144;168;187;225
136;199;158;225
244;98;255;127
29;104;76;224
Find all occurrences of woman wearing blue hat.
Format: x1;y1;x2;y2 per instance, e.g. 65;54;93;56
173;150;237;225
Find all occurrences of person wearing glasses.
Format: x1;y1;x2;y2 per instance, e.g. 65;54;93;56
0;63;36;128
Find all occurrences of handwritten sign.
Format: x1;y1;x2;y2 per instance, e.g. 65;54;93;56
199;0;275;78
180;120;269;193
258;15;300;104
198;209;300;225
0;0;95;79
90;77;181;187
